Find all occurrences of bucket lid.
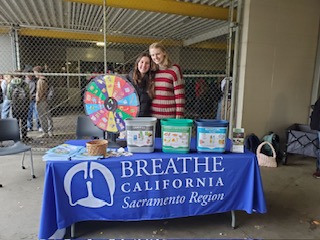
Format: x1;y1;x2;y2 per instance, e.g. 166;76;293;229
161;118;193;126
195;119;229;127
124;117;157;123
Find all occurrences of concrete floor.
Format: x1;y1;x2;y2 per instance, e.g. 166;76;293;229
0;152;320;239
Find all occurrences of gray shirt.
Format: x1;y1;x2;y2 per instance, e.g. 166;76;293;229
25;76;36;100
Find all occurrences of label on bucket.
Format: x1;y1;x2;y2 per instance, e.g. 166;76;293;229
162;125;191;151
127;125;154;147
197;126;227;152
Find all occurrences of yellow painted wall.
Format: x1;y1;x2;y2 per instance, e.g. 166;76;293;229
238;0;320;141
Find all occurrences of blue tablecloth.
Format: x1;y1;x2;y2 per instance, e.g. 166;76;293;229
39;138;267;239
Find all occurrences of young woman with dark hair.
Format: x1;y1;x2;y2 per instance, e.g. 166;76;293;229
126;52;156;117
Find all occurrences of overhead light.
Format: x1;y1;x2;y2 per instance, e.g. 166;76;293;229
96;42;105;47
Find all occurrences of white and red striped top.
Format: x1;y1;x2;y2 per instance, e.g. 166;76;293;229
151;64;185;119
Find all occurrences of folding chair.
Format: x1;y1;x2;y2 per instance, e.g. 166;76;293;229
0;118;35;187
76;115;105;139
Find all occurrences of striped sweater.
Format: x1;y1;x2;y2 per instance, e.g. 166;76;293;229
151;64;185;119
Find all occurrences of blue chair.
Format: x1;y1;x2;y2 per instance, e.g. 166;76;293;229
0;118;35;187
76;115;105;140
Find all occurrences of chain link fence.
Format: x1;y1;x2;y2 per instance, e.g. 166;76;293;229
0;2;237;151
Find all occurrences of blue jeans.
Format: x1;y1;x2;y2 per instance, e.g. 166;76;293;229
27;100;41;129
1;99;11;119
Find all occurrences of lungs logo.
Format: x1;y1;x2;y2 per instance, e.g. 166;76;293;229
64;162;115;208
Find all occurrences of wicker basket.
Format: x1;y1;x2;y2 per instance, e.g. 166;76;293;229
256;141;277;168
86;139;108;157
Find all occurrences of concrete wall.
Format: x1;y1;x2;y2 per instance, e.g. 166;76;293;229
237;0;320;141
0;34;14;72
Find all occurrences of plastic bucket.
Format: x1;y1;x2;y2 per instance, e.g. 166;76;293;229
195;119;229;153
161;118;193;153
124;117;157;153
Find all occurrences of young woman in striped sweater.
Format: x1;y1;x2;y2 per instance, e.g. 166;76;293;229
149;42;186;137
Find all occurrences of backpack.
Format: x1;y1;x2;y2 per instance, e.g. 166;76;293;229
310;98;320;130
12;83;27;102
244;133;261;153
261;132;280;157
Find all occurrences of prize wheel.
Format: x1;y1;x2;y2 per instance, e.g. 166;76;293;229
83;74;139;133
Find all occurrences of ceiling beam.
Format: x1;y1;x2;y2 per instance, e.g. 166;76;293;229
64;0;235;21
183;23;229;46
19;28;180;45
0;28;10;34
18;27;226;50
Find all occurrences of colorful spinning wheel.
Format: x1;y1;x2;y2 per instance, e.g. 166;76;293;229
83;74;139;133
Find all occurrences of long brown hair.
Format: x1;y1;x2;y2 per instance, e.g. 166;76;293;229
132;52;156;98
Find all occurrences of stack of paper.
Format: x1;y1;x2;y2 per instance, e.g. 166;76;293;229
43;144;134;161
43;144;84;161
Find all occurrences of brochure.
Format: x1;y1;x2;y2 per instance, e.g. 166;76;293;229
232;128;245;153
45;144;84;156
43;144;133;161
43;144;84;161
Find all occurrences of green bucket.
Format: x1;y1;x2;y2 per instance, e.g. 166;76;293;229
160;118;193;153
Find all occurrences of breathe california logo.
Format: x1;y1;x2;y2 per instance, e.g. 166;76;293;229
64;156;226;209
64;161;115;208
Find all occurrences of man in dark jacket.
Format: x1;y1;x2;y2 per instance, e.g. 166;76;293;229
7;73;31;142
310;97;320;178
24;66;41;132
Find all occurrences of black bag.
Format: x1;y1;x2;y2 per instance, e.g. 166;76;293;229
244;133;261;153
310;98;320;130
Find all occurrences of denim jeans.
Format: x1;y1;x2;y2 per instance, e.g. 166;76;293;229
27;100;41;129
1;99;11;119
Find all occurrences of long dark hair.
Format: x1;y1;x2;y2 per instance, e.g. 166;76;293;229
132;52;156;98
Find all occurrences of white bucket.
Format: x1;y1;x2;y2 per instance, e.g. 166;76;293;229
124;117;157;153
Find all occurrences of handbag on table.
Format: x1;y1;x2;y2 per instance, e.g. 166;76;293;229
256;141;277;168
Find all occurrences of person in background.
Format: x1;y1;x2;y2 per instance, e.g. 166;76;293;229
194;77;208;116
216;76;232;120
24;66;41;132
0;75;3;114
1;74;12;119
7;71;31;142
149;42;185;137
126;52;155;117
33;66;53;138
310;97;320;178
